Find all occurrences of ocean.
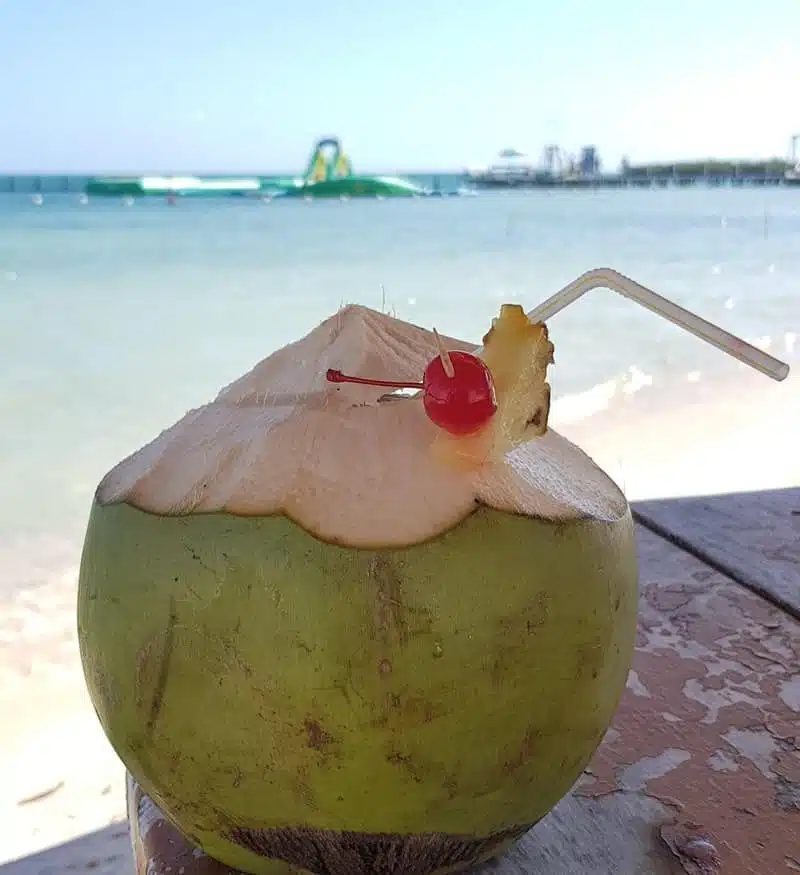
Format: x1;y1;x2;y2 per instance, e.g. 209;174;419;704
0;185;798;600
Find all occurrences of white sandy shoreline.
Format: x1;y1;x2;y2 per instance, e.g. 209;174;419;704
1;368;797;869
556;368;799;503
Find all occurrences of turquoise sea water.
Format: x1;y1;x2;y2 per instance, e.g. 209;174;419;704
1;186;798;595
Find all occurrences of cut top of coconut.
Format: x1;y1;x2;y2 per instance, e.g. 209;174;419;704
96;305;628;547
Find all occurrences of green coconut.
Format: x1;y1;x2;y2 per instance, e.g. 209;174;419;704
77;304;638;875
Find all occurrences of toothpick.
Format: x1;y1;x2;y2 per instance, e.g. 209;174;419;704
433;328;455;378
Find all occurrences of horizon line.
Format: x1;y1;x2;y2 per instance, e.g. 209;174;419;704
0;152;793;177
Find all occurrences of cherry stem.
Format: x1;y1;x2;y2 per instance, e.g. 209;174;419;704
326;368;425;390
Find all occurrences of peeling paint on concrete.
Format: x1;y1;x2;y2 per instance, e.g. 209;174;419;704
708;751;740;773
619;749;692;792
625;670;651;698
775;777;800;812
778;676;800;712
682;678;763;725
722;727;778;779
758;634;794;661
578;527;800;875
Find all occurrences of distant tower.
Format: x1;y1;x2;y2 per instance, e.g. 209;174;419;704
578;146;600;177
542;144;564;176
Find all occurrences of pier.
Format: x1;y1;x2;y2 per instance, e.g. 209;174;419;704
465;144;800;189
466;174;800;189
616;158;797;189
470;172;798;189
467;160;799;190
0;175;89;194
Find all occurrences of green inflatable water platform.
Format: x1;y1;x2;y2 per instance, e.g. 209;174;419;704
85;137;430;199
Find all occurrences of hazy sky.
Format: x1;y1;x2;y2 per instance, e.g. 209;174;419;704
2;0;798;172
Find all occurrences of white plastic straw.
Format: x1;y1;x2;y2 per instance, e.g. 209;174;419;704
511;267;789;382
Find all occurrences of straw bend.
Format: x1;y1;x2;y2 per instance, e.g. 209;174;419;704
512;267;789;382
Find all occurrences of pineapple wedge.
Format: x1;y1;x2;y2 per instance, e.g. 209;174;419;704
432;304;554;470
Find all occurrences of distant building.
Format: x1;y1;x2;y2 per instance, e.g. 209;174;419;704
578;146;601;177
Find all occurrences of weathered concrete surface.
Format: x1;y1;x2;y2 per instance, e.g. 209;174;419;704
3;524;798;875
634;486;800;618
570;526;800;875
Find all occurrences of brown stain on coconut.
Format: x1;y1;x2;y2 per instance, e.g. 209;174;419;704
303;719;335;751
502;726;542;777
369;555;410;648
135;597;178;736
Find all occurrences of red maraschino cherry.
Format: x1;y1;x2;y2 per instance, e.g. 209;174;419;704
326;331;497;436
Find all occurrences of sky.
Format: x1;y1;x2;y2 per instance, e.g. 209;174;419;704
1;0;798;173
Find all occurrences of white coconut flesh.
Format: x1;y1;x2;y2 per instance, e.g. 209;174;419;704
97;305;628;547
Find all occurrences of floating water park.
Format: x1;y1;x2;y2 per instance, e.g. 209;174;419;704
84;137;442;200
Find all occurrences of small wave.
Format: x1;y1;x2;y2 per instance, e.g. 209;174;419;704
621;365;653;397
551;378;620;425
552;364;658;426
